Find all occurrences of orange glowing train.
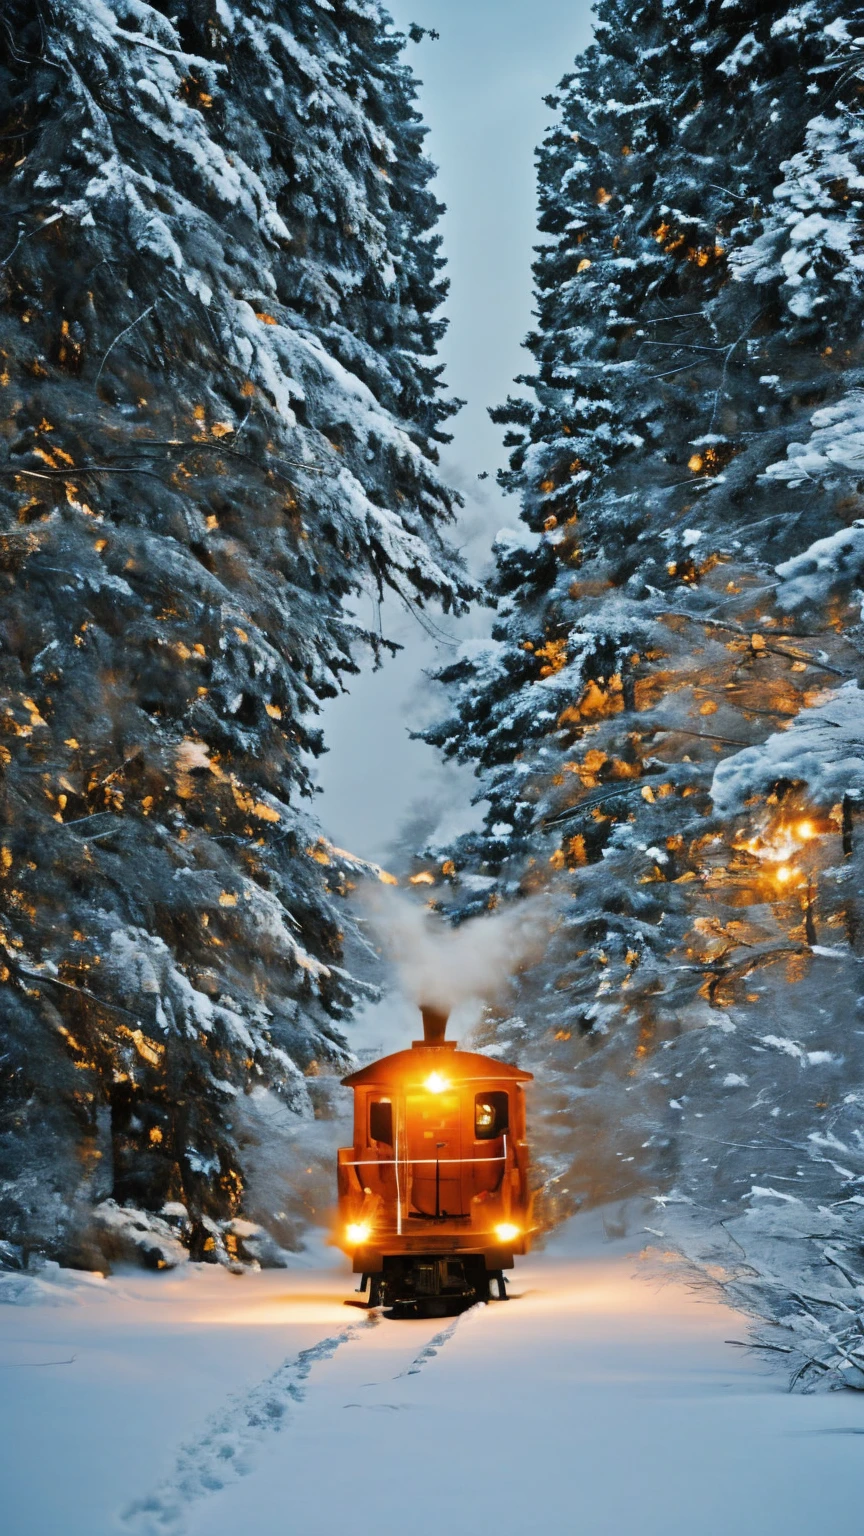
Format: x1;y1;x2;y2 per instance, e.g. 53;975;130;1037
336;1003;534;1314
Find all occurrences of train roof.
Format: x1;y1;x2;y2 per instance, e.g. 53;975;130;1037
342;1041;533;1088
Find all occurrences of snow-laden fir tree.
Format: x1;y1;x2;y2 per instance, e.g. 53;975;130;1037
425;2;864;1385
0;0;469;1268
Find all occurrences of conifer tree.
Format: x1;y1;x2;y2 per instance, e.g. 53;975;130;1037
0;0;468;1266
427;2;864;1382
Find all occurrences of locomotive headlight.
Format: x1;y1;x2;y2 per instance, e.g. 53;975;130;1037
346;1222;371;1246
424;1072;450;1094
495;1222;520;1243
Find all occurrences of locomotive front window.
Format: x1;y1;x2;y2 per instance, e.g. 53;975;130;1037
475;1091;509;1140
369;1098;393;1145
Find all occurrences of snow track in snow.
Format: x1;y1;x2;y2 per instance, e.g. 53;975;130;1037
394;1304;479;1377
123;1321;368;1533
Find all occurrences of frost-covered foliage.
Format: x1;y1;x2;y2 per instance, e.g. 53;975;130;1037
683;1203;864;1391
0;0;469;1266
423;1;864;1385
732;87;864;322
713;681;864;813
766;387;864;484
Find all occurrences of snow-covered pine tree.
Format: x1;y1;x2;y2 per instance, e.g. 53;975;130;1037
0;0;469;1268
425;3;864;1381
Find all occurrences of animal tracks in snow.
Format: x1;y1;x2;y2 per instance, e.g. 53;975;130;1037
123;1322;367;1533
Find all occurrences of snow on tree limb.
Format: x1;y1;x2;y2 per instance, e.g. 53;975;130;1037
711;681;864;814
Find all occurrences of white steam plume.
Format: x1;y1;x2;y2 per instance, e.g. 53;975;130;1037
363;887;551;1016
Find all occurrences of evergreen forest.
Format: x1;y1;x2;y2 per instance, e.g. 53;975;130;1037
4;0;864;1389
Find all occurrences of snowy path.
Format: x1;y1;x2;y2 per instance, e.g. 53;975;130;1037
2;1212;863;1535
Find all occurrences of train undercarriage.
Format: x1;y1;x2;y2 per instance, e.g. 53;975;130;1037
353;1254;509;1316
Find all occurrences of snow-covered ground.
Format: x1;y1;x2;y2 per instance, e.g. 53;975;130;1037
2;1208;863;1536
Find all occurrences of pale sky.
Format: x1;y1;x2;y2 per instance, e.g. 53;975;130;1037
313;1;596;865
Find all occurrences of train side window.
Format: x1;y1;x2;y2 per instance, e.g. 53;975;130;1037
474;1091;509;1140
369;1098;393;1145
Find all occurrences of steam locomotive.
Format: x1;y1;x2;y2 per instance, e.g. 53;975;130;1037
336;1003;534;1315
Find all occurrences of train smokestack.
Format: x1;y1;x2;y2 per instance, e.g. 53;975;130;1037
420;1002;449;1045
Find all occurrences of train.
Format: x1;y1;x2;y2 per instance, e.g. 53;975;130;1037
336;1002;534;1315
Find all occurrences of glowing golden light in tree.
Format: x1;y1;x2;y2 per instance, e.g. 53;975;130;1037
733;809;825;876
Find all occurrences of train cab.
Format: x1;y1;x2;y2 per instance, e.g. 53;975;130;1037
336;1003;534;1314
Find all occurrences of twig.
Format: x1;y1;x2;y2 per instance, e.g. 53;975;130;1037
792;1290;854;1314
232;404;254;445
641;341;727;353
789;1353;831;1388
647;361;709;382
0;210;63;269
542;766;712;829
0;125;42;142
399;593;460;649
709;312;765;433
0;16;65;72
641;311;712;324
117;437;329;476
677;1128;793;1151
4;950;145;1027
94;302;157;384
542;779;657;829
718;1218;750;1258
823;1248;864;1289
0;465;166;483
0;1356;77;1368
647;723;753;746
707;182;758;203
663;610;853;678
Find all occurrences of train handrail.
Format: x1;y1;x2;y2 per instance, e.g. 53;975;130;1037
341;1152;507;1167
341;1134;514;1236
